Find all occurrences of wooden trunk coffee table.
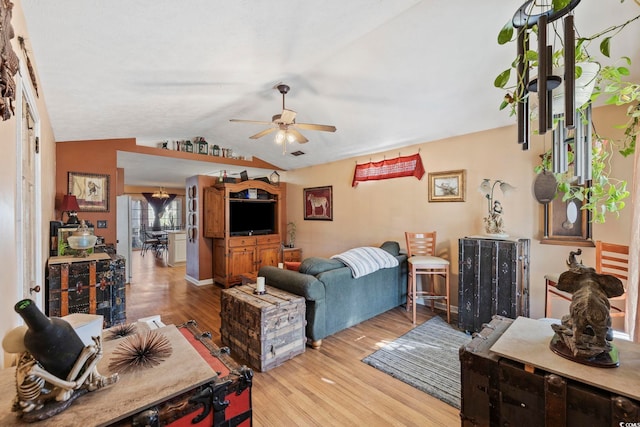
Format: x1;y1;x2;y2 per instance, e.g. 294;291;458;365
220;284;306;372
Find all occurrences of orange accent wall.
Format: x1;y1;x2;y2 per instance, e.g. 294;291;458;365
56;138;282;249
56;138;132;244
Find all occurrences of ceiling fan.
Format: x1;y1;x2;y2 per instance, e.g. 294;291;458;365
230;84;336;149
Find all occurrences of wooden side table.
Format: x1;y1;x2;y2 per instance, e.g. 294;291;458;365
283;247;302;262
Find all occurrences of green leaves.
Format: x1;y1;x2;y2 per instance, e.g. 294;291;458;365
498;20;513;45
600;37;612;57
494;69;511;88
499;4;640;223
536;137;631;223
553;0;572;10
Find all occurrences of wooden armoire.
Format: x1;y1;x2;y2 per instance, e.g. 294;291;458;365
204;180;285;288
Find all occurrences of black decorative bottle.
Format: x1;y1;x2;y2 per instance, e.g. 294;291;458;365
14;299;85;380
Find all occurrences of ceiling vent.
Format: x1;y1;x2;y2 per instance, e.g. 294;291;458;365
290;150;305;156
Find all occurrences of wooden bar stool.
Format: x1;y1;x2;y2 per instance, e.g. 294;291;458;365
405;232;451;324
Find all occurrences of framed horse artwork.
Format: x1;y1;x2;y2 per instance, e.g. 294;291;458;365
304;186;333;221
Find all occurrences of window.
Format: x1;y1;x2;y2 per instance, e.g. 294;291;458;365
129;195;183;249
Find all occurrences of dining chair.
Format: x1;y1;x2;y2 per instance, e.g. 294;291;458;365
141;228;160;257
405;232;450;325
544;241;629;323
155;232;169;258
596;240;629;320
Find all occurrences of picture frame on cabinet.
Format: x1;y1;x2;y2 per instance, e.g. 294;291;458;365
304;186;333;221
428;169;466;202
68;171;110;212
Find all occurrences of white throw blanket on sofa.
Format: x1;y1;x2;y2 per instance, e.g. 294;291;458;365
331;247;399;278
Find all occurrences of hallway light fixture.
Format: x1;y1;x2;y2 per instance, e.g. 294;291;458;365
152;187;170;199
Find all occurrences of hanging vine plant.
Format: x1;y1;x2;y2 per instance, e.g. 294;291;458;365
534;137;630;223
494;0;640;222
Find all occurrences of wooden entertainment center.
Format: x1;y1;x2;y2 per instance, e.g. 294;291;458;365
204;180;285;288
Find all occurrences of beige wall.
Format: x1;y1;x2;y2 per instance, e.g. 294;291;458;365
284;104;634;319
0;0;57;367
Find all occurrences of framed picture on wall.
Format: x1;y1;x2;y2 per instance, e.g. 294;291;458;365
541;191;593;246
304;186;333;221
428;169;466;202
68;171;110;212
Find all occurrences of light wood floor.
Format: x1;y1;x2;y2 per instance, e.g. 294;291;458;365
126;253;460;426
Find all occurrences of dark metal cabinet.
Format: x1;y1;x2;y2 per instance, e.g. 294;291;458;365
458;237;530;333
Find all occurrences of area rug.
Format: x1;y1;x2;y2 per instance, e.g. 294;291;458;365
362;316;471;409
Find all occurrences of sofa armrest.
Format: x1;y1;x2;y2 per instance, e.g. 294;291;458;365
258;266;325;301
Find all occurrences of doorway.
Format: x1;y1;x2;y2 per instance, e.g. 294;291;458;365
16;70;42;306
130;195;184;249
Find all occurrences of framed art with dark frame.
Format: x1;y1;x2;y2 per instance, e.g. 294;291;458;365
428;169;466;202
541;191;593;246
304;186;333;221
68;171;110;212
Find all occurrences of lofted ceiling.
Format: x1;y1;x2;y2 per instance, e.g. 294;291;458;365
19;0;640;187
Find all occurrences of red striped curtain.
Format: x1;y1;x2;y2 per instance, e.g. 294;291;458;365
352;153;424;187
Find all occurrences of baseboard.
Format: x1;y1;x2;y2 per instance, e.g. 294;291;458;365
416;298;459;314
185;275;213;286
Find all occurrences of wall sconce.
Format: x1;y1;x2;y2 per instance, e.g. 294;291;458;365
59;194;80;224
478;179;516;237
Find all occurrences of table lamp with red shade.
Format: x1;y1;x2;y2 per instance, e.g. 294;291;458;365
59;194;80;224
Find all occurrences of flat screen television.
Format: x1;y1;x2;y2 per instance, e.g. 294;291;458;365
229;200;276;236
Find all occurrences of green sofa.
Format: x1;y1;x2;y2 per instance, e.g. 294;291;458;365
258;241;407;348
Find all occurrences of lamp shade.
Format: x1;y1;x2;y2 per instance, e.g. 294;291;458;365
499;182;517;196
478;179;491;196
60;194;80;212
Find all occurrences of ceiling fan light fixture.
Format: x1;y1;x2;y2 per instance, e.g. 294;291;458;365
230;83;335;153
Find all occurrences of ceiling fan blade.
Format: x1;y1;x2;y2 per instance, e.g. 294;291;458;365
230;119;273;125
280;109;297;124
294;123;337;132
249;128;277;139
288;128;309;143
